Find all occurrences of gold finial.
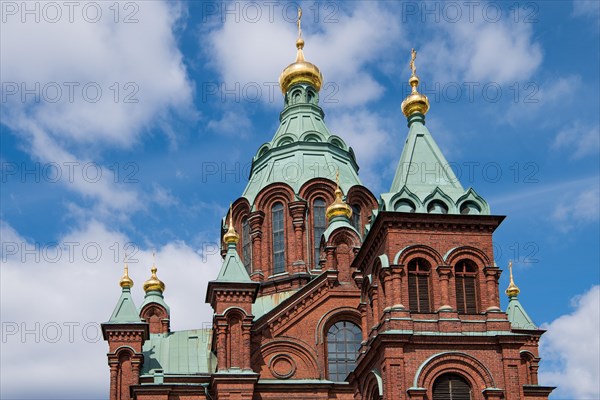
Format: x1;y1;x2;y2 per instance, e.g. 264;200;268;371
410;48;417;77
401;48;430;117
505;260;520;297
143;254;165;293
279;7;323;94
297;7;302;39
119;255;133;289
223;204;240;245
326;169;353;221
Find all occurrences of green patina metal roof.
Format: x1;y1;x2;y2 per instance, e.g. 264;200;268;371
322;215;360;242
140;329;215;376
242;83;362;206
215;243;252;283
140;290;170;313
506;296;537;330
108;287;141;323
381;114;490;215
252;290;298;320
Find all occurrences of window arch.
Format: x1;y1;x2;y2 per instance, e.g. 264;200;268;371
272;202;285;274
351;204;361;232
241;217;251;274
432;373;472;400
327;321;361;382
408;258;432;313
313;198;327;267
455;260;478;314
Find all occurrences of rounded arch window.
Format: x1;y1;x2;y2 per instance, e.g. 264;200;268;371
407;258;432;313
455;259;478;314
313;198;327;267
327;321;362;382
241;217;251;274
432;373;472;400
395;199;416;213
351;204;361;232
460;202;481;215
272;202;285;274
428;200;448;214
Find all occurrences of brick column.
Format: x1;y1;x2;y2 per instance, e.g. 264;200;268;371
381;269;392;311
216;323;228;371
131;359;141;385
436;265;453;311
325;246;336;270
288;201;307;265
483;266;501;311
248;211;264;281
242;322;252;370
109;362;118;400
391;264;405;309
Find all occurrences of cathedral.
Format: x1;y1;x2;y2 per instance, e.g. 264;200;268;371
102;14;555;400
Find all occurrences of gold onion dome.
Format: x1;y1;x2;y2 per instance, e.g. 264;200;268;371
279;8;323;94
401;48;430;117
326;172;352;221
143;258;165;293
505;261;520;297
119;263;133;289
223;208;239;245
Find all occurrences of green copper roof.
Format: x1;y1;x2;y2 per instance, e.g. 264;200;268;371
323;215;360;242
506;296;537;330
381;114;490;215
215;243;252;283
108;287;142;323
140;329;215;376
242;83;362;206
140;290;170;314
252;290;298;320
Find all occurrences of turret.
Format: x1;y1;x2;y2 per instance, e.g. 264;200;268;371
139;255;170;334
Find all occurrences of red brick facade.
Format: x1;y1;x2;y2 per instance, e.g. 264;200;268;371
103;177;553;399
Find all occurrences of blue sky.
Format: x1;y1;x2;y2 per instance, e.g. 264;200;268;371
1;1;598;398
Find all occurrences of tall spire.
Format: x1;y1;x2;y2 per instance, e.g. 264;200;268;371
279;7;323;94
505;260;521;297
326;170;353;221
143;252;165;293
223;204;240;245
400;48;430;118
119;256;133;289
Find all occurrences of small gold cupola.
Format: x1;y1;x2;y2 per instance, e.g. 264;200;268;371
505;260;520;297
401;48;430;117
119;260;133;289
223;206;239;245
326;171;353;221
143;252;165;293
279;7;323;94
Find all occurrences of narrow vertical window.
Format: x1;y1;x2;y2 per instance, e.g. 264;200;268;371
313;198;327;266
272;202;285;274
408;258;432;313
327;321;362;381
351;204;361;232
455;260;478;314
241;217;251;274
432;373;472;400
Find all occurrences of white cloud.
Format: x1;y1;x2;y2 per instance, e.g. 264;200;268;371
1;1;194;215
539;285;600;399
0;220;222;399
203;1;403;109
420;6;542;85
552;122;600;159
573;0;600;19
552;186;600;232
207;109;252;137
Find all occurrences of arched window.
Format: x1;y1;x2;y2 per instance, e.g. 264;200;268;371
432;373;472;400
408;258;432;313
313;198;327;267
352;204;361;232
455;260;478;314
272;202;285;274
327;321;362;382
241;217;251;274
